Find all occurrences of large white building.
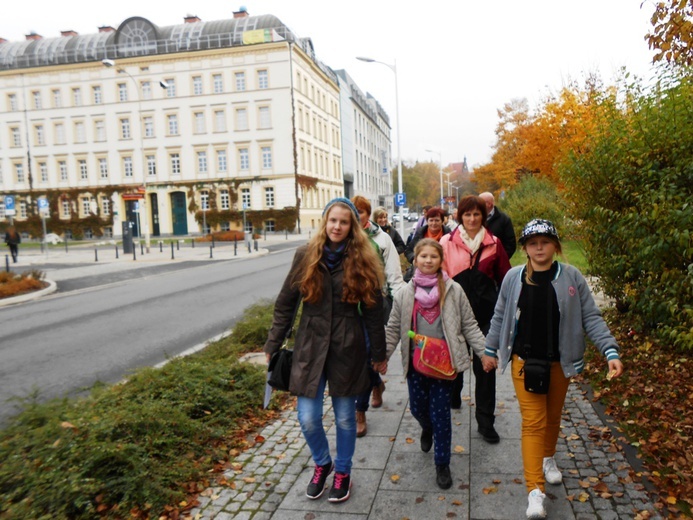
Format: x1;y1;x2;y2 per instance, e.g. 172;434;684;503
335;69;393;213
0;9;368;240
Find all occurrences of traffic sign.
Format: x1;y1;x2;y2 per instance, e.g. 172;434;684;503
4;195;16;216
440;197;446;206
38;197;49;214
394;193;406;207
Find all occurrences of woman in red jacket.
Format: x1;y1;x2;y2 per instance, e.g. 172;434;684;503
439;195;510;443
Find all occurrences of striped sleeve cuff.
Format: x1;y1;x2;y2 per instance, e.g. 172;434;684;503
484;347;498;358
604;347;620;361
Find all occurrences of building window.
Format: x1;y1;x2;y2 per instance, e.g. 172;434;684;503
170;153;181;175
143;116;154;137
235;108;248;130
99;158;108;179
11;127;21;147
147;155;156;176
217;150;227;172
20;201;27;219
239;148;249;171
167;114;178;135
55;123;66;145
165;78;176;97
0;203;4;219
197;151;208;173
62;200;71;218
102;227;113;238
194;112;205;133
79;159;88;180
235;71;246;91
200;191;209;210
35;125;45;146
33;91;42;109
220;221;230;231
75;122;86;143
220;189;230;210
118;83;128;102
257;69;269;89
72;87;82;106
265;187;275;208
92;85;102;104
120;118;131;139
241;188;250;208
141;81;152;100
15;163;25;183
213;73;223;93
40;162;48;182
101;198;111;216
82;198;91;216
258;106;271;129
95;120;106;141
123;156;133;177
52;89;62;108
193;76;203;95
214;110;226;132
59;160;68;181
265;219;276;232
262;146;273;169
8;93;18;111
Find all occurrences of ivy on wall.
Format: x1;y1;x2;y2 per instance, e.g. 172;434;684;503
194;207;298;232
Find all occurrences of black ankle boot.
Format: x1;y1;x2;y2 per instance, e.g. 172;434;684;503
420;428;433;453
436;464;452;489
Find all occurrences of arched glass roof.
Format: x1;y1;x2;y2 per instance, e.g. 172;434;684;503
0;14;329;75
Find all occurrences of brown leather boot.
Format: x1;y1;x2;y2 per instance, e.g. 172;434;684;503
371;381;385;408
356;411;367;437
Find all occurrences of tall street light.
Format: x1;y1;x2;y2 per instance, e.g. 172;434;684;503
356;56;404;238
102;58;151;253
425;148;444;207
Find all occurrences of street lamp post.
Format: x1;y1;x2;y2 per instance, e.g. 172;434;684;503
356;56;404;238
102;58;151;253
425;149;444;207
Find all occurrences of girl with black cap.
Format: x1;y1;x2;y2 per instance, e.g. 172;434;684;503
482;219;624;519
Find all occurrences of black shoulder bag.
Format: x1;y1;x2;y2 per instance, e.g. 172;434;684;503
454;247;499;331
523;283;554;394
267;297;302;391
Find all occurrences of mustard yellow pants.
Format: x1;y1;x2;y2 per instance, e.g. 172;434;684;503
511;354;571;493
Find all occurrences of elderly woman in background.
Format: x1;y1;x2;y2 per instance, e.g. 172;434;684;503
439;195;510;444
373;206;406;255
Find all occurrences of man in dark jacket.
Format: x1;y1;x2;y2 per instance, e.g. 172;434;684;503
479;192;516;259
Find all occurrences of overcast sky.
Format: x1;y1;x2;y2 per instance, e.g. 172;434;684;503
1;0;657;169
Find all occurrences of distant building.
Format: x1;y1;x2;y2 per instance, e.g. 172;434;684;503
0;9;365;238
335;69;393;214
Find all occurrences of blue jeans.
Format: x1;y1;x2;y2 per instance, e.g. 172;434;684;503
297;374;356;474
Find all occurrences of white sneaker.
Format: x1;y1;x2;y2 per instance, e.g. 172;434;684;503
526;488;547;519
543;456;563;484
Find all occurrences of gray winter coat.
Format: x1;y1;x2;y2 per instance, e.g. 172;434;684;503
264;245;386;398
385;277;486;377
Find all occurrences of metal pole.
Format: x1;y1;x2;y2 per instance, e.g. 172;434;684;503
234;240;237;256
95;248;98;262
171;242;174;260
210;245;213;258
133;245;136;261
159;241;163;253
65;236;68;253
177;240;180;251
115;245;119;259
5;255;9;272
140;242;144;256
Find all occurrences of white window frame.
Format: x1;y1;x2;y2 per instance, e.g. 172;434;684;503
197;151;208;173
213;73;223;93
261;146;273;169
265;187;275;208
123;156;133;178
79;159;88;180
118;83;128;102
170;153;181;175
239;148;249;171
167;114;178;135
92;85;102;105
235;71;246;91
59;160;68;181
146;155;156;176
217;149;227;172
143;116;154;138
39;162;48;182
220;189;230;210
99;158;109;179
120;118;131;139
257;69;269;89
235;107;248;131
193;76;203;95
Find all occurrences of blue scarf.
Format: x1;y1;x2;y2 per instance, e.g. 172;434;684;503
323;241;347;271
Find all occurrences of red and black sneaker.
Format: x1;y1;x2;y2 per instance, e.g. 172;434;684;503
328;472;352;503
306;462;333;499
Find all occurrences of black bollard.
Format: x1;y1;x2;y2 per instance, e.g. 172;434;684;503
115;245;119;259
5;255;9;273
95;248;98;262
171;242;174;260
285;229;288;240
159;241;163;253
254;239;258;251
247;241;251;253
264;228;267;240
177;240;180;251
234;240;237;256
140;242;144;256
210;245;213;259
192;239;195;248
133;246;136;261
65;237;68;253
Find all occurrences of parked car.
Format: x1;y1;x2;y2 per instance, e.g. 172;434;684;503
392;213;401;222
44;233;63;244
406;212;419;222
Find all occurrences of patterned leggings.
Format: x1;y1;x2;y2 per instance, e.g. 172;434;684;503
407;370;453;466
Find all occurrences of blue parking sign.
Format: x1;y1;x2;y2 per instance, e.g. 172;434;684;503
394;193;406;207
4;195;16;216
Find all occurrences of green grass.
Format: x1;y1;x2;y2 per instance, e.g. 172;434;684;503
0;299;282;520
509;239;588;273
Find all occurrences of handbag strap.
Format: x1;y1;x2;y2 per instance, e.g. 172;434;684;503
285;296;303;341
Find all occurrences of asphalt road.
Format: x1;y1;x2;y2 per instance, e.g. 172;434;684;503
0;245;297;426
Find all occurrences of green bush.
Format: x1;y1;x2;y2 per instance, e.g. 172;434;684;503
561;70;693;351
0;302;277;519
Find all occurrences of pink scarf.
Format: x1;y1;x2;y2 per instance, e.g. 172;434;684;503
412;269;448;324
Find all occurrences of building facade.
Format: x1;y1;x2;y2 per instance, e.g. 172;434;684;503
0;9;351;239
335;69;393;214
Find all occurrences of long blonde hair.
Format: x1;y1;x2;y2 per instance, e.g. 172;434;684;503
297;202;384;306
413;238;447;307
